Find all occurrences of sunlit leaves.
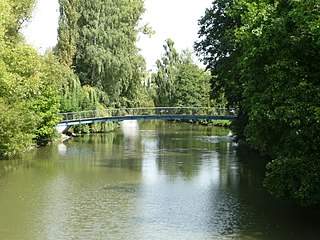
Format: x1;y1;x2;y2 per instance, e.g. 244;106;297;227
0;0;65;157
0;100;39;158
173;53;211;107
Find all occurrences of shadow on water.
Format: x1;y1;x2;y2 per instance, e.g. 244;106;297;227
228;148;320;240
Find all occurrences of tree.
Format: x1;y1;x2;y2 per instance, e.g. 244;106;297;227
240;0;320;205
72;0;146;106
194;0;243;107
3;0;36;42
172;50;211;107
56;0;111;112
0;0;64;157
153;39;180;106
196;0;320;205
153;40;211;108
56;0;80;66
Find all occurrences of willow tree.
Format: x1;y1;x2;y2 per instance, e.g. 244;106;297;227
56;0;110;114
64;0;146;107
57;0;80;66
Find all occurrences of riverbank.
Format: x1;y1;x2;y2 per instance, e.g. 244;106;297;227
201;119;232;127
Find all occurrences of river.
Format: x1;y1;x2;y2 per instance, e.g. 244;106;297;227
0;121;319;239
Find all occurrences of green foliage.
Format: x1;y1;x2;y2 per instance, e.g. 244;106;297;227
56;0;150;108
56;0;80;66
2;0;36;42
154;40;211;108
0;100;39;158
196;0;320;205
265;156;320;206
0;0;11;39
154;39;180;106
195;0;243;107
0;0;66;157
58;70;110;113
0;0;38;157
173;51;211;107
56;0;109;113
32;53;65;142
0;44;63;149
70;0;146;106
58;66;84;112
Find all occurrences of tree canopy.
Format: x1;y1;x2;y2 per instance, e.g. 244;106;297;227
196;0;320;205
153;39;211;108
0;0;63;157
57;0;148;107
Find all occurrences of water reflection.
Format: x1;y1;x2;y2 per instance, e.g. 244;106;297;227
57;143;67;156
121;120;140;158
138;121;244;237
0;121;319;239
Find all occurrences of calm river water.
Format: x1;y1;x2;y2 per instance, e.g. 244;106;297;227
0;121;319;240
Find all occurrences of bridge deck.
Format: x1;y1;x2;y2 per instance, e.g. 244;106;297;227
56;107;238;130
57;114;237;127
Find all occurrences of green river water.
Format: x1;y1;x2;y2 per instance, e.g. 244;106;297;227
0;121;319;240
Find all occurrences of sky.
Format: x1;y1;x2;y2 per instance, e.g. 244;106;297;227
22;0;213;70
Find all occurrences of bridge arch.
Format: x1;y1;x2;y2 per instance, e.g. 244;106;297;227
56;107;237;133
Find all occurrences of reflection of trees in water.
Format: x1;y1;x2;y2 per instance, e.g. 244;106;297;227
98;132;144;172
54;132;144;172
216;142;271;203
236;149;270;190
213;147;320;239
153;121;233;180
0;145;65;177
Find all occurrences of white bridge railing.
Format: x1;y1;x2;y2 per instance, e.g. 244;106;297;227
58;107;237;122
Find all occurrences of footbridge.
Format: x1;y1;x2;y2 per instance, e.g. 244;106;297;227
56;107;237;132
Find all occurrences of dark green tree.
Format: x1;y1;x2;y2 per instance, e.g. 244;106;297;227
237;0;320;205
196;0;320;205
194;0;243;107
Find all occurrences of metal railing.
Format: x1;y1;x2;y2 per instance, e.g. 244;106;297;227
58;107;237;122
